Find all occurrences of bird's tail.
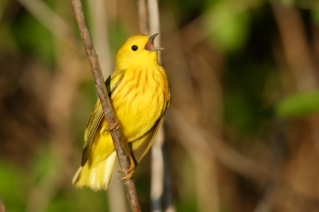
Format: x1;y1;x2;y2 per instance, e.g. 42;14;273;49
72;151;117;191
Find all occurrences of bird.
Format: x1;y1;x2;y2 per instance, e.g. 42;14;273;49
72;33;170;191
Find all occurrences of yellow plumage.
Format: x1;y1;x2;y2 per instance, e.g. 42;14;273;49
73;34;170;191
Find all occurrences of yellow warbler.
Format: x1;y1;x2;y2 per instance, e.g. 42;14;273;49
73;34;170;191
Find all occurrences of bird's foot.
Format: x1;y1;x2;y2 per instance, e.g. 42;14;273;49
108;119;120;131
118;156;136;180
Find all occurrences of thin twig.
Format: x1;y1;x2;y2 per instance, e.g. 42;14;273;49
71;1;141;211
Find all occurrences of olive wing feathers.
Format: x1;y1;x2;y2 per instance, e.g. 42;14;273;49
81;71;124;166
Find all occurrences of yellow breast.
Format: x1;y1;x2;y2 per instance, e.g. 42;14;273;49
111;66;169;142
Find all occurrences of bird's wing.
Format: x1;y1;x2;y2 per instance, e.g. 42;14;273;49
131;98;170;163
130;117;164;164
81;71;124;166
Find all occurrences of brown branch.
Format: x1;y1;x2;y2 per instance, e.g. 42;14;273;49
71;0;141;211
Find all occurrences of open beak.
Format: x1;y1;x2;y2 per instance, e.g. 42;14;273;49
144;33;164;51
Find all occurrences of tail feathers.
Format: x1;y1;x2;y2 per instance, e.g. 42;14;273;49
72;151;117;191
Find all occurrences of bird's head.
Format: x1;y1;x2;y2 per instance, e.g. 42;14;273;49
115;34;163;70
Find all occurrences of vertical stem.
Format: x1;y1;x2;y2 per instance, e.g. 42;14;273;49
146;0;174;211
151;128;164;212
147;0;160;35
147;0;161;61
137;0;149;34
71;0;141;211
87;0;112;78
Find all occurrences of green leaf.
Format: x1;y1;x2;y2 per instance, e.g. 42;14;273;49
275;90;319;118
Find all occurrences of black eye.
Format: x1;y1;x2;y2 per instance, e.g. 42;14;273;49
131;45;138;51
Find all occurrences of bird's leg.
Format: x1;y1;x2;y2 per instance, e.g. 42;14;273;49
101;119;120;135
120;150;136;180
108;119;120;131
118;142;136;180
106;119;136;180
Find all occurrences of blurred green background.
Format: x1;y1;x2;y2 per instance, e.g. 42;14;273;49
1;0;319;211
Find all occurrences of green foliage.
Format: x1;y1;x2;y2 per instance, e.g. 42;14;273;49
224;89;259;132
0;0;19;54
0;146;110;212
275;90;319;118
11;10;55;65
0;159;25;212
30;145;56;183
176;200;197;212
203;0;251;52
47;189;109;212
311;8;319;25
